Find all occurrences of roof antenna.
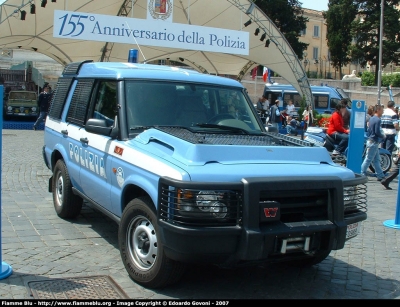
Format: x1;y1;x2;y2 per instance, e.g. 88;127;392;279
124;22;147;63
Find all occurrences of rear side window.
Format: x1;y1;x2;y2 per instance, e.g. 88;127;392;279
48;78;73;120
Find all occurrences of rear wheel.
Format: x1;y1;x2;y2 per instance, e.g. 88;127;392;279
118;197;186;289
52;159;83;218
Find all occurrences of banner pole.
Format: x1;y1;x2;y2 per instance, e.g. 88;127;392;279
0;85;13;279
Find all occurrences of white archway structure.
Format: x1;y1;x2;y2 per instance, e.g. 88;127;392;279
0;0;312;105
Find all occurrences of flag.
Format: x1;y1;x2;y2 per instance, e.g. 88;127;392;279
267;69;272;84
262;67;268;82
251;67;257;80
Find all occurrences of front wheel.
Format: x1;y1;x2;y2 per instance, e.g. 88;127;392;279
369;153;392;174
118;197;186;289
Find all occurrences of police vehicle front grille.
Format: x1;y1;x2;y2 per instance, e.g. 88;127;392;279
156;127;312;147
159;185;242;227
343;182;367;213
259;189;331;223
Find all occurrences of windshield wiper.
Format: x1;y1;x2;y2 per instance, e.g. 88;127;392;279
130;126;154;130
196;123;249;134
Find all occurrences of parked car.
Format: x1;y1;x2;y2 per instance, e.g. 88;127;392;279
3;90;38;120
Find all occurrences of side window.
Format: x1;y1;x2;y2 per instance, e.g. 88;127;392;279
313;25;320;37
66;79;95;127
283;93;301;107
313;47;319;60
264;91;280;104
89;81;118;127
314;94;329;109
330;98;340;111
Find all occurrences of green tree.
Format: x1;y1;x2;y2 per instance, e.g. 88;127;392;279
350;0;400;85
254;0;309;59
323;0;358;79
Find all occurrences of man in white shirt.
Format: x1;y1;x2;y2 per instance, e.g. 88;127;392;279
381;100;399;154
256;94;269;124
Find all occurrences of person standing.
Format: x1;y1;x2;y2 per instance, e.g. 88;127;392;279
33;85;51;131
269;99;282;131
361;104;386;181
365;105;374;132
256;94;269;124
302;105;314;130
326;102;349;155
341;99;351;130
381;100;399;154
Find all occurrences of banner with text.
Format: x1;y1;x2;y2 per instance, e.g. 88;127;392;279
53;10;249;55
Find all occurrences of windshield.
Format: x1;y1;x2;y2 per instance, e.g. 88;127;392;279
9;92;37;100
125;81;264;136
335;87;350;99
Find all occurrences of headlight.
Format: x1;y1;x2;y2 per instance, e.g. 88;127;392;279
32;107;37;112
343;186;357;211
179;189;228;219
7;106;12;111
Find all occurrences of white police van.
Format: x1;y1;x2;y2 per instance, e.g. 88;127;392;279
43;60;367;289
263;83;351;114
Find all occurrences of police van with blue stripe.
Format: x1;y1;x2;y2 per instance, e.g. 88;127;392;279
43;59;367;289
263;83;351;114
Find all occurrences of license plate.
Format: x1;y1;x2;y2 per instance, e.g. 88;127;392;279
346;222;360;239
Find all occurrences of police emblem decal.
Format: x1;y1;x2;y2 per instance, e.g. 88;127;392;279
116;167;125;188
149;0;172;20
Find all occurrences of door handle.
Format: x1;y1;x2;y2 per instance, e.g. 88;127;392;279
80;137;89;144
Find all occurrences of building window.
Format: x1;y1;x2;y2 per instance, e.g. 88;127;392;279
313;47;319;60
313;25;319;37
300;28;306;36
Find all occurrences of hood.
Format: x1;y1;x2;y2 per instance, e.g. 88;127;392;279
130;127;357;182
133;127;335;167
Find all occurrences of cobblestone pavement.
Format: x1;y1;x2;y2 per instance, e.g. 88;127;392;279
0;129;400;299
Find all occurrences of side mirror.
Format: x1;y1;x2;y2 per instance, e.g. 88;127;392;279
85;118;112;136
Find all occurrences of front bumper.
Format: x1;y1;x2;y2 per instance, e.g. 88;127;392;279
157;175;367;265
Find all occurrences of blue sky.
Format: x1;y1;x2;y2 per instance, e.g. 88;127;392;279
300;0;328;11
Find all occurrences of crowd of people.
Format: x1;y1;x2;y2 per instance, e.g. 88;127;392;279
255;93;400;190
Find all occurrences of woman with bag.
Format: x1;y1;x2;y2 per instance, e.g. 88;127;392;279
302;105;314;130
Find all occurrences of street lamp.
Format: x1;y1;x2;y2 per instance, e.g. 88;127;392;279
303;59;309;71
377;0;384;105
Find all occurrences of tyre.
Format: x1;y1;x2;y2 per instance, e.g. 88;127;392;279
52;159;83;219
369;153;392;174
118;197;186;289
286;249;331;267
392;145;399;165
